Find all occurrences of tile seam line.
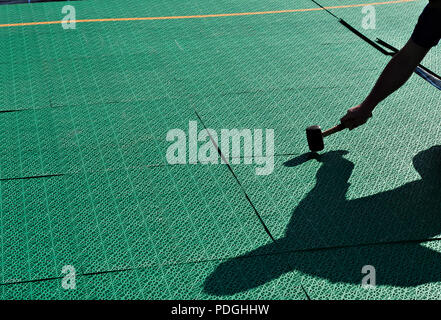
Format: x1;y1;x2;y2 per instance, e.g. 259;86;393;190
0;173;64;182
0;156;296;182
0;0;418;28
2;236;440;287
193;109;312;300
193;109;276;242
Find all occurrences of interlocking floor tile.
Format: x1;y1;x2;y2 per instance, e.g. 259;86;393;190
228;143;441;251
0;98;196;178
0;164;274;284
289;240;441;300
1;0;438;300
1;254;308;300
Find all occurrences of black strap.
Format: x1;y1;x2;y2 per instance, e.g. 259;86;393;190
307;0;441;87
376;38;441;80
338;19;394;56
339;19;441;81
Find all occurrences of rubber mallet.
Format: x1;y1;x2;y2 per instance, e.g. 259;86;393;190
306;124;345;152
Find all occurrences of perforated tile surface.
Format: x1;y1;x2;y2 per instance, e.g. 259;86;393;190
1;0;440;300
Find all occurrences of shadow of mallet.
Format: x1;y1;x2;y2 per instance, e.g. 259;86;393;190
306;124;345;152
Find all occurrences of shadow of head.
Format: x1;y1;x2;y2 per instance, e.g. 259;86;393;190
203;244;288;296
413;146;441;182
203;146;441;297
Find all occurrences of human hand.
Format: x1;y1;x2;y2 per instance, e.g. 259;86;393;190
340;105;373;130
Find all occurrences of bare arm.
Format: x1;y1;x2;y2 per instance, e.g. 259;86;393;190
362;39;430;112
341;39;430;130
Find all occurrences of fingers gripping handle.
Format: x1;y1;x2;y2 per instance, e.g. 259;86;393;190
322;123;345;137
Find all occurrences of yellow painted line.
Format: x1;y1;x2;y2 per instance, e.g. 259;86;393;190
0;0;417;28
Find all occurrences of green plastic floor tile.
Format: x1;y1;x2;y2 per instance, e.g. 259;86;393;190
1;254;308;300
1;0;439;300
0;163;274;284
289;240;441;300
226;143;441;252
179;9;394;155
0;109;64;179
0;98;196;178
1;265;168;300
51;98;194;171
203;239;441;300
161;255;307;300
318;0;440;72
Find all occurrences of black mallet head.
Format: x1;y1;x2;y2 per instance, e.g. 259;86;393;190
306;125;324;152
306;124;345;152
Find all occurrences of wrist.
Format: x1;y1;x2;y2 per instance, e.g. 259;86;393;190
360;98;377;113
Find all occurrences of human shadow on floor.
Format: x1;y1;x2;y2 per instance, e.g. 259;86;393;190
204;146;441;296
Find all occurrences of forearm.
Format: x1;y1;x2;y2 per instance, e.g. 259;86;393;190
341;4;439;130
361;41;428;112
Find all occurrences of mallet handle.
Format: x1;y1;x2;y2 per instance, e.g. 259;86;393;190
322;124;345;137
